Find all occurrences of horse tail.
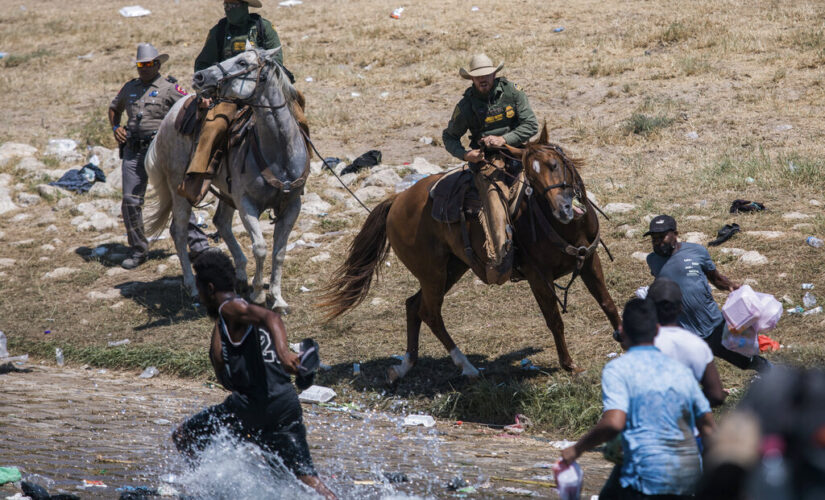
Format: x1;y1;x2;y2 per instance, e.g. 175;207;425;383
318;194;397;320
143;135;174;238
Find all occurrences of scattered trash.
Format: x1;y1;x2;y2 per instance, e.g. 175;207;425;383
118;5;151;17
471;6;480;11
278;0;302;5
503;414;533;434
138;366;159;379
446;477;469;490
500;486;539;496
77;51;94;61
403;414;436;428
55;347;64;367
383;472;408;483
802;283;815;290
298;385;336;403
553;27;565;32
553;460;583;500
390;7;404;19
685;131;699;140
21;481;51;499
289;342;302;353
286;239;321;251
548;440;577;450
340;150;382;175
418;136;433;145
787;306;805;315
787;161;798;173
803;292;817;309
107;339;130;347
774;124;793;132
803;306;823;316
380;91;390;98
806;236;823;249
493;476;557;488
395;173;428;193
0;331;7;358
745;177;755;184
299;286;311;293
305;76;313;82
457;486;477;493
82;479;107;488
49;161;106;194
708;223;740;247
730;199;765;213
758;334;780;352
0;52;7;60
519;358;540;371
722;285;783;356
0;466;21;485
152;418;171;425
634;286;649;299
350;92;361;97
607;352;618;358
352;362;360;375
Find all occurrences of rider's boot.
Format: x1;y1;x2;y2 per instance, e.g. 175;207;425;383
177;102;236;206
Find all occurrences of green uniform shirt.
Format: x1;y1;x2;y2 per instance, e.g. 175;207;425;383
110;75;189;138
442;77;538;161
194;14;282;72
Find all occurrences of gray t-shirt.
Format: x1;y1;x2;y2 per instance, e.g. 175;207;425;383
647;242;723;338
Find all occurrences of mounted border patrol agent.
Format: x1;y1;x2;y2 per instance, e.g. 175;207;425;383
178;0;308;206
109;43;213;269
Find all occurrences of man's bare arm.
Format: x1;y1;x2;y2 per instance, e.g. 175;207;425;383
561;409;626;464
700;361;727;407
706;268;738;292
223;300;300;374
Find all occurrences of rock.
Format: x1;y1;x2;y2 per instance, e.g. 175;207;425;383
370;297;386;306
0;186;18;215
11;213;30;222
774;124;793;132
106;267;128;277
89;181;118;198
15;156;46;174
684;215;709;221
625;228;640;238
0;258;16;268
107;165;123;190
167;255;180;265
0;142;37;166
406;157;444;175
642;214;655;224
0;173;11;188
88;289;121;301
37;184;60;199
15;192;40;206
301;192;332;216
76;212;118;232
746;231;784;239
56;197;75;210
683;232;706;244
310;160;324;176
89;146;120;171
792;223;814;231
44;138;83;163
603;202;636;214
740;251;768;265
720;247;746;256
586;191;598;204
43;267;80;279
310;252;330;263
631;251;648;262
363;169;402;188
40;244;56;252
156;264;168;274
354;186;388;201
9;239;33;246
44;225;58;234
322;188;347;202
783;212;810;220
810;199;822;207
685;131;699;140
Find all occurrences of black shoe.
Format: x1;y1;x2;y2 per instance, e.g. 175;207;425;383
121;254;147;270
708;223;740;247
749;356;773;373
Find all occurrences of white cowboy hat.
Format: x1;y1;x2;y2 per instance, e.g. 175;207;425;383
459;53;504;80
134;43;169;64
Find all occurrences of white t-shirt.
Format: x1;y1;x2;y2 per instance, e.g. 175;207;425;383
654;325;714;381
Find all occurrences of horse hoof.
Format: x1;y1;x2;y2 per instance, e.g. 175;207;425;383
386;366;401;387
564;363;585;374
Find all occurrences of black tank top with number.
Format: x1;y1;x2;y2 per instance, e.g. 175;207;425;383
215;298;293;416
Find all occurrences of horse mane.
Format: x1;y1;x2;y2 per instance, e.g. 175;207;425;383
270;57;299;120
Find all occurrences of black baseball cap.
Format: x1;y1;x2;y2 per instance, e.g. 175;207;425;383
643;215;677;236
647;277;682;305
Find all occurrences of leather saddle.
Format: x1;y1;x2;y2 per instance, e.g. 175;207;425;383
428;166;481;224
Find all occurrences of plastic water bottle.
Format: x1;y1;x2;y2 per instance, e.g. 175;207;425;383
807;236;824;249
803;292;817;308
390;7;404;18
55;348;64;367
0;331;8;358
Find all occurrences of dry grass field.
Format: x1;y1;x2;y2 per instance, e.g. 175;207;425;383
1;0;825;434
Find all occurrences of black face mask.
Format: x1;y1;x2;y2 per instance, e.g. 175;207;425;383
654;242;676;257
225;2;249;25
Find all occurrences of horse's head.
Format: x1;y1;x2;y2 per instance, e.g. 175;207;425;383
192;47;282;102
507;124;582;225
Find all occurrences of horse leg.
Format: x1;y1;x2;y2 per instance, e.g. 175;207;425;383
237;197;267;305
170;197;197;298
213;201;249;292
580;253;621;331
268;196;301;313
523;266;581;373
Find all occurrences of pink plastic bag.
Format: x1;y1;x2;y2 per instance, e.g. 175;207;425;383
553;460;583;500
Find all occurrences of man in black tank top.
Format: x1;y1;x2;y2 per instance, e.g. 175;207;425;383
172;251;337;500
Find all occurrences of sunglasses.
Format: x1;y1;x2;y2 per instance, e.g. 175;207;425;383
136;60;157;68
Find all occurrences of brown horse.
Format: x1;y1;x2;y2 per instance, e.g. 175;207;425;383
321;125;620;383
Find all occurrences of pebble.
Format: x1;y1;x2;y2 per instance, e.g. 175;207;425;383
745;231;784;239
602;202;636;214
783;212;810;220
43;267;80;279
740;251;768;265
631;251;648;262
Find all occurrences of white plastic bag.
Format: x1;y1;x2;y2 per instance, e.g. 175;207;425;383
722;325;759;357
553;460;583;500
722;285;761;332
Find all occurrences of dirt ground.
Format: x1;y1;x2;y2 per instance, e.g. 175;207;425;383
1;0;824;495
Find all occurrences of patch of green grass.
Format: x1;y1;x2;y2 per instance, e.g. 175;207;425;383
320;217;349;233
1;48;51;68
700;149;825;191
429;372;603;434
74;109;117;149
8;337;212;378
679;56;712;76
625;113;674;136
660;22;694;45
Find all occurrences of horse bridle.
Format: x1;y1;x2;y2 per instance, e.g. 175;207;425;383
212;49;284;108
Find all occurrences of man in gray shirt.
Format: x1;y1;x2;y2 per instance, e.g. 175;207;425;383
644;215;770;372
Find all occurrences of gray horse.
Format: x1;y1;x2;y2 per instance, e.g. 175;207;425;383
144;48;308;311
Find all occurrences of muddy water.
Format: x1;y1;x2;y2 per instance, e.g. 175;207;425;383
0;365;611;498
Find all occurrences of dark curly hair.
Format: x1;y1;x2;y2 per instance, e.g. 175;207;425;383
193;250;235;293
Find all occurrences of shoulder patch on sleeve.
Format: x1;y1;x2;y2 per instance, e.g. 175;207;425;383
514;82;522;91
174;84;188;96
451;105;462;121
166;75;178;83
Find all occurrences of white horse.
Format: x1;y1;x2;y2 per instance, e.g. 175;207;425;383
145;48;308;311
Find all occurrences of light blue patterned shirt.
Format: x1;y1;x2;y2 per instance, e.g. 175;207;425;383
602;345;711;495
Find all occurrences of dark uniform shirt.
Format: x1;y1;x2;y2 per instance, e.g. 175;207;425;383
442;77;539;160
110;74;188;139
194;15;282;72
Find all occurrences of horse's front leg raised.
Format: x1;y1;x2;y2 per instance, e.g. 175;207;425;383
237;196;267;305
213;201;249;292
268;195;301;313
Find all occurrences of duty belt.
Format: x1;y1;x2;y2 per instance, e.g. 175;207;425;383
127;133;156;150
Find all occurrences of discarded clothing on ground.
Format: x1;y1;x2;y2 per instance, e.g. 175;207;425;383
708;223;740;246
340;149;381;175
730;199;766;214
758;334;780;352
49;163;106;194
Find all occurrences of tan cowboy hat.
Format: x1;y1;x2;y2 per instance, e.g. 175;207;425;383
226;0;263;7
134;43;169;64
459;53;504;80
